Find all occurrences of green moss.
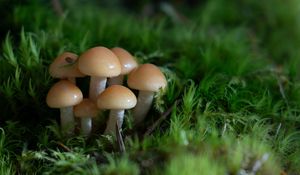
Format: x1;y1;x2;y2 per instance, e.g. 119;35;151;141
164;154;225;175
0;0;300;174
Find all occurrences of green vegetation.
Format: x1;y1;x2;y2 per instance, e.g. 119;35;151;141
0;0;300;174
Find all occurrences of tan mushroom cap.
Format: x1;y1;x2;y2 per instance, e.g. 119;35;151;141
78;46;121;77
127;64;167;92
111;47;138;75
74;99;98;118
49;52;85;78
97;85;137;110
46;80;83;108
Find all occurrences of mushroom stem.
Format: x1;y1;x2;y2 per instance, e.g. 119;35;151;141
60;106;75;135
104;109;124;135
67;77;76;84
133;90;154;124
80;118;92;136
107;75;124;86
89;76;107;102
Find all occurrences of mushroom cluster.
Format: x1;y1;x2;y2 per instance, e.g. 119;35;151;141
46;46;167;136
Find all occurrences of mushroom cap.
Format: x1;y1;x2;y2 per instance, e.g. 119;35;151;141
49;52;85;78
78;46;121;77
97;85;137;110
46;80;83;108
74;99;98;118
127;64;167;92
111;47;138;75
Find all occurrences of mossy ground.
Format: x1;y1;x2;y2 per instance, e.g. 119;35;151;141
0;0;300;174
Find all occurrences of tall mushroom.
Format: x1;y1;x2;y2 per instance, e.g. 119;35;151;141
107;47;138;86
127;64;167;125
78;47;121;102
46;80;83;135
97;85;137;135
74;99;98;136
49;52;85;84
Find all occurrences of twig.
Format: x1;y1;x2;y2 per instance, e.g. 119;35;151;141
251;153;269;174
268;65;289;107
116;122;126;154
276;74;289;106
221;123;227;137
144;100;178;137
246;65;289;106
159;2;189;24
56;141;72;152
275;122;282;139
237;153;269;175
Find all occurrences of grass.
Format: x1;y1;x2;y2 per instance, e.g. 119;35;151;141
0;0;300;174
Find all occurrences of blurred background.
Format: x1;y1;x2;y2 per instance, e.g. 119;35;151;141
1;0;300;64
1;0;202;39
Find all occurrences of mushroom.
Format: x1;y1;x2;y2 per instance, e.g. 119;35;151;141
74;99;98;136
127;64;167;125
78;46;121;102
46;80;83;135
97;85;137;135
107;47;138;86
49;52;85;83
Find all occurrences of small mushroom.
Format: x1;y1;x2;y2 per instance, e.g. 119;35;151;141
127;64;167;125
74;99;98;136
107;47;138;86
97;85;137;135
49;52;85;83
46;80;83;135
78;47;121;102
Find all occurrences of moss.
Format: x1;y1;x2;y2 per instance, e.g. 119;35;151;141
0;0;299;174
